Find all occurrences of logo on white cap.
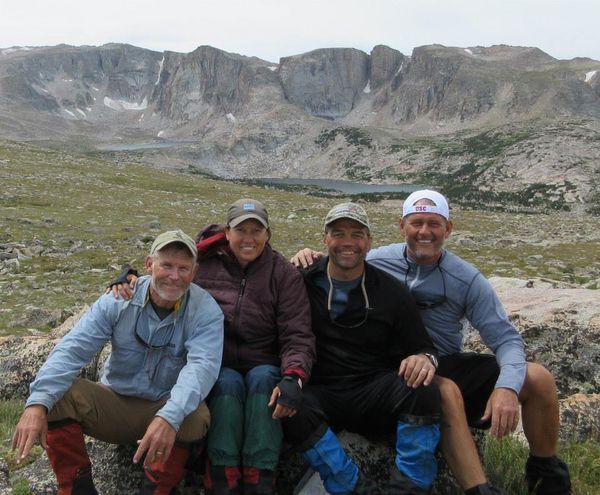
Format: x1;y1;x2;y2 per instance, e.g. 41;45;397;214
402;190;450;220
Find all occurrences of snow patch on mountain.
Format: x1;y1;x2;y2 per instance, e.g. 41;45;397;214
103;97;148;111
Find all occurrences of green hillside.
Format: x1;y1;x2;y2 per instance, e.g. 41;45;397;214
1;139;599;335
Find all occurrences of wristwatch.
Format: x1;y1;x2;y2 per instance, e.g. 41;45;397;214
424;353;439;369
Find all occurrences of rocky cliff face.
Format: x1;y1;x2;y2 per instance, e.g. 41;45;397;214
1;42;600;210
279;48;370;119
152;46;267;121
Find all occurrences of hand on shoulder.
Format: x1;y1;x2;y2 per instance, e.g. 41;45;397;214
290;249;323;268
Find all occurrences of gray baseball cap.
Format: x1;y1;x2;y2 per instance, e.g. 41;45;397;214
150;230;197;258
227;198;269;228
324;202;370;231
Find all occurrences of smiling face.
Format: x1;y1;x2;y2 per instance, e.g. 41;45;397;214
400;211;452;265
226;218;270;267
145;244;197;308
323;218;372;280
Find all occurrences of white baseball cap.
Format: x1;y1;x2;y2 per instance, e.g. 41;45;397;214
402;190;450;220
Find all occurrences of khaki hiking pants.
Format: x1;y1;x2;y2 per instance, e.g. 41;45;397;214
48;378;210;444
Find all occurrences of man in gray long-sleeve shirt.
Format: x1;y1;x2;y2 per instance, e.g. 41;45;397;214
293;190;570;495
12;230;224;494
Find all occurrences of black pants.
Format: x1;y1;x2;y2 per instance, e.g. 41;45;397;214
282;370;440;450
437;353;500;428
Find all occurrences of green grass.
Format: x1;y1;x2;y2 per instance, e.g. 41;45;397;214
0;400;22;444
0;399;42;490
484;436;600;495
2;138;599;335
484;436;529;494
11;478;31;495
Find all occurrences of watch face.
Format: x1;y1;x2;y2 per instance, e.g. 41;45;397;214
425;353;438;367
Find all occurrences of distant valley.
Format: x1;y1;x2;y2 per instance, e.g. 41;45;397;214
1;42;599;211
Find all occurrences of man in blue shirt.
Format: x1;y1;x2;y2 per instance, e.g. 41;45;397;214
293;191;571;495
12;230;224;495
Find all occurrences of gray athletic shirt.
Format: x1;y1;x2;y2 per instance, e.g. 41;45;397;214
367;243;526;393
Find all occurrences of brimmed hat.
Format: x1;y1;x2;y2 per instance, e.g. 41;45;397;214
227;198;269;228
324;202;370;230
150;230;197;258
402;190;450;220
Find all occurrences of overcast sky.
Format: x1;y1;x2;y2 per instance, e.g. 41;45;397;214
1;0;599;63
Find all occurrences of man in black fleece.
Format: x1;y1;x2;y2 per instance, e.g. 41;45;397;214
281;203;441;495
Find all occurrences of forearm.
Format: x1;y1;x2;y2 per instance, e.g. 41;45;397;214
27;302;112;410
494;342;527;393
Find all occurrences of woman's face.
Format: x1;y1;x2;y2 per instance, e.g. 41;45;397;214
225;219;270;267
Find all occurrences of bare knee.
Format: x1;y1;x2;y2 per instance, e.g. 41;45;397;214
520;362;557;403
436;376;465;418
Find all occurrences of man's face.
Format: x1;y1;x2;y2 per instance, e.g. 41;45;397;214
323;219;372;272
400;212;453;264
225;218;269;267
145;247;197;303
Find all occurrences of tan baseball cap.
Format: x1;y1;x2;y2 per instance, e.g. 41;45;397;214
150;230;197;258
324;202;370;231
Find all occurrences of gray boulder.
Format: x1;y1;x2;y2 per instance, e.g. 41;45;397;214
558;393;600;443
0;459;10;495
465;279;600;397
15;429;475;494
0;308;94;402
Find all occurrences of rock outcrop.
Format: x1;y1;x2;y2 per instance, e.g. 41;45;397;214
559;393;600;443
466;278;600;398
279;48;370;119
369;45;405;92
152;46;267;122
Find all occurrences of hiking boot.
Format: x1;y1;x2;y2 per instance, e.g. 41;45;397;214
243;467;276;495
525;455;571;495
351;473;381;494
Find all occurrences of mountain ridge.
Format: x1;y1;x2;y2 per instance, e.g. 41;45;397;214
1;42;599;211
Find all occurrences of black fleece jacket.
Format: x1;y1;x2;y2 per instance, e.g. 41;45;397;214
301;257;437;383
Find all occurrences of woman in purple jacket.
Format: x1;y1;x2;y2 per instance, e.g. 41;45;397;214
196;199;314;495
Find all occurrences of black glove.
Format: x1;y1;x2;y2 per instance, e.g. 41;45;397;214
107;264;138;289
276;376;303;410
